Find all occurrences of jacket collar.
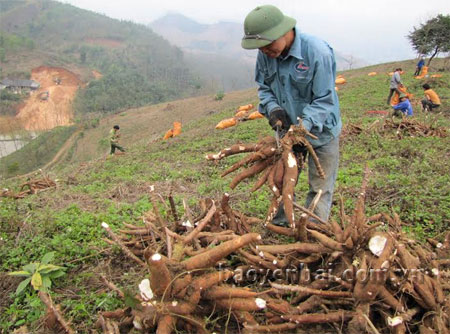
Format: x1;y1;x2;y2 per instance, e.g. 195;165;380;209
283;26;303;61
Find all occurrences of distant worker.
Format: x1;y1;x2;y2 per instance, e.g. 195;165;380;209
421;84;441;112
241;5;341;224
109;125;125;155
414;58;425;76
392;93;413;117
387;68;403;105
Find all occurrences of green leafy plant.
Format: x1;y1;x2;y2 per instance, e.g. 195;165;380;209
214;90;225;101
8;252;66;294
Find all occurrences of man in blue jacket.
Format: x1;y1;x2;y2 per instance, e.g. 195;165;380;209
241;5;342;224
392;94;413;117
414;58;425;76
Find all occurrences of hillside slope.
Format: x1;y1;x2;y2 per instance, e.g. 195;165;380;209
0;59;449;332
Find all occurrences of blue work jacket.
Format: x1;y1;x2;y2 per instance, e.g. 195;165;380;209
255;27;342;148
393;99;413;116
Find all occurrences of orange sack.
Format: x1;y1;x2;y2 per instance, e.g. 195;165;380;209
247;111;264;120
172;121;182;136
368;72;377;76
163;129;174;140
415;66;428;79
237;104;253;112
390;86;413;106
235;110;249;118
335;77;346;84
216;118;237;129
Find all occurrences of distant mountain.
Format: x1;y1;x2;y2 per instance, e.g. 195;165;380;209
150;13;369;86
150;14;258;92
150;13;253;61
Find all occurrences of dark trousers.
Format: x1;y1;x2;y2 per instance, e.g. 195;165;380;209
421;99;440;111
387;88;401;105
414;67;422;76
110;143;125;154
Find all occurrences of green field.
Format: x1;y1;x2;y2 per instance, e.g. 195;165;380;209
0;59;449;332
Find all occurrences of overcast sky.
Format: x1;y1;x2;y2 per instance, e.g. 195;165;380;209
60;0;449;64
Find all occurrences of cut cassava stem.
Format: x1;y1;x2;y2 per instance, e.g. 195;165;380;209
295;213;309;241
101;222;146;267
39;291;75;334
293;202;328;225
100;274;125;299
183;201;216;244
147;253;172;297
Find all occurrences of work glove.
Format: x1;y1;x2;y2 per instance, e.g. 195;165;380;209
268;108;291;131
292;143;308;157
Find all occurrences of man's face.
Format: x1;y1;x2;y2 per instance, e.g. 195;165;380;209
259;37;286;58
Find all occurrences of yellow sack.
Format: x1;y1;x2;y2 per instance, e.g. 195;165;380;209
368;72;377;76
248;111;264;120
335;77;346;84
216;117;237;129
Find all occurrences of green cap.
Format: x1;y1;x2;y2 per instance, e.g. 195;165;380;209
399;93;407;99
241;5;296;50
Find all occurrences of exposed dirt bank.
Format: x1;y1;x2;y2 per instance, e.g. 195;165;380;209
15;66;82;131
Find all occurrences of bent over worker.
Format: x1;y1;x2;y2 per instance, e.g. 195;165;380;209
421;84;441;112
241;5;342;224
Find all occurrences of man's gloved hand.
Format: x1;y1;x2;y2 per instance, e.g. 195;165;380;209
268;108;291;131
292;143;307;157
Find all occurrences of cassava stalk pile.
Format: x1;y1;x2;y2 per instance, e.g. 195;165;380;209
377;118;447;138
206;123;325;228
93;169;449;334
0;175;56;199
237;168;450;334
340;123;363;140
96;189;268;334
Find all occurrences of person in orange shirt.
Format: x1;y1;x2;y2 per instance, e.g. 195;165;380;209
421;84;441;112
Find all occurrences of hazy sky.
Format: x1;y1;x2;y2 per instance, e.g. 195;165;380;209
60;0;449;63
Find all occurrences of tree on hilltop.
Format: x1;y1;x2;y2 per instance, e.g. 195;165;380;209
408;14;450;66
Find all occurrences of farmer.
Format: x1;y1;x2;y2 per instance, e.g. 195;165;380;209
241;5;341;224
387;68;403;105
392;94;413;117
421;83;441;112
414;58;425;76
109;125;125;155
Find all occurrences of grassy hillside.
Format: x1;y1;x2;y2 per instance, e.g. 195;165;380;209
0;126;77;178
0;0;200;116
0;59;449;332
